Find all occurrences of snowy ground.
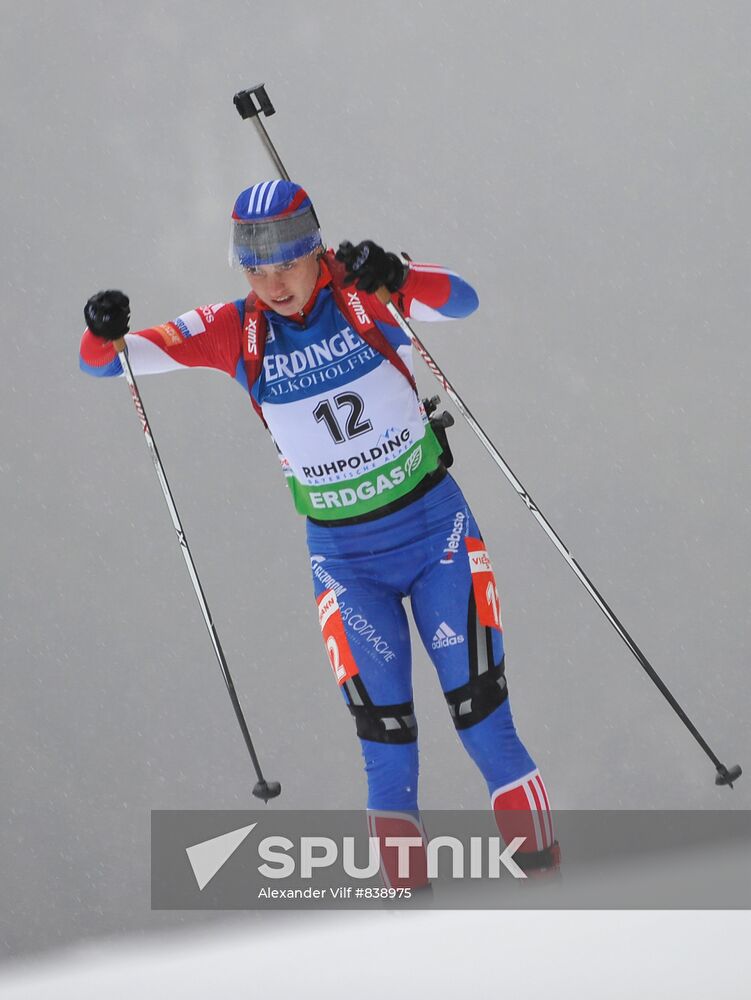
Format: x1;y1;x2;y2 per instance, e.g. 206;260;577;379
0;911;747;1000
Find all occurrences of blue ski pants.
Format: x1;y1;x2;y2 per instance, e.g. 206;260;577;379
307;473;536;811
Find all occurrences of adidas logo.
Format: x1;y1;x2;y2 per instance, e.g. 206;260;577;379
431;622;465;650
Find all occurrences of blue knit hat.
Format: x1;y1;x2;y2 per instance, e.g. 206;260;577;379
229;180;322;267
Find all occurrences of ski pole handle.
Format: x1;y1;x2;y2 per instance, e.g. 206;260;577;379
234;84;275;120
235;83;290;181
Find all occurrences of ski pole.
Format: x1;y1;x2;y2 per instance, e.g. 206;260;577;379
234;84;291;181
111;335;281;803
233;83;741;790
374;296;742;788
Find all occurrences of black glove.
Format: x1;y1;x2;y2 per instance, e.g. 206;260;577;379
335;240;408;294
84;290;130;340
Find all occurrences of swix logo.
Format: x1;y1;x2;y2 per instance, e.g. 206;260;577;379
347;290;370;327
431;622;465;650
440;511;466;565
128;383;149;434
246;316;258;356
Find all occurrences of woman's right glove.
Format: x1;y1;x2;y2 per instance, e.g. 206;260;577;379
84;290;130;340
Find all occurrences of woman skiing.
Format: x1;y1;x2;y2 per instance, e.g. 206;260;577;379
80;180;558;886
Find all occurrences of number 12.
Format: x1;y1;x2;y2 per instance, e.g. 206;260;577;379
313;392;373;443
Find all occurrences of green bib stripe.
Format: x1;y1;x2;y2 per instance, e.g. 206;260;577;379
287;427;443;520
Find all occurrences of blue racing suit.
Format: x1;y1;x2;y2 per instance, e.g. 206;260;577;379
80;249;556;868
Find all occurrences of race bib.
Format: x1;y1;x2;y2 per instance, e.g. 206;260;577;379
317;589;359;685
465;537;503;632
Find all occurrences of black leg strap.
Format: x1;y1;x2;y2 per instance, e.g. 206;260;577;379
344;675;418;744
444;656;508;730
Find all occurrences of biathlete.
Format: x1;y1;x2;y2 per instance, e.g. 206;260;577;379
80;180;559;885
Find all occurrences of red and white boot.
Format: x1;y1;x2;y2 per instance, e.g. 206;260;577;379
491;769;561;879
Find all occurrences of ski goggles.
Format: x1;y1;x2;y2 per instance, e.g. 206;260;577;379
229;206;323;268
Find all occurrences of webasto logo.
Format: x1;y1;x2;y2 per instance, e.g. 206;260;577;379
440;511;466;565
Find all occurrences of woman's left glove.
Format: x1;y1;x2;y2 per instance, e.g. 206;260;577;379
336;240;408;294
84;290;130;340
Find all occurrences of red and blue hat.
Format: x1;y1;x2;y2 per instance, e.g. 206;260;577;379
229;180;322;268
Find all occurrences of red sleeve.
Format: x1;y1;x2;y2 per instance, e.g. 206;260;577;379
363;261;479;324
79;302;244;378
